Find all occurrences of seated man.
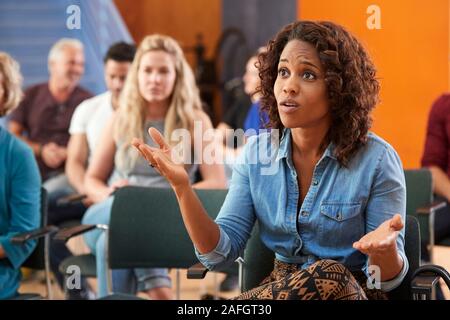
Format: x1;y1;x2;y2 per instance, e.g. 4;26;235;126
48;42;136;299
421;94;450;260
8;38;92;186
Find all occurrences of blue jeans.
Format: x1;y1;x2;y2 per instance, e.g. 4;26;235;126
82;196;171;298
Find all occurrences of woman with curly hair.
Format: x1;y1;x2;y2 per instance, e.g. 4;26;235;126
132;21;407;300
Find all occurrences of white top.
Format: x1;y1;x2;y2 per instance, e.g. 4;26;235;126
69;91;114;163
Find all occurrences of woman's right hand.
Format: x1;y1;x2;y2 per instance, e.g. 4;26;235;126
132;127;190;190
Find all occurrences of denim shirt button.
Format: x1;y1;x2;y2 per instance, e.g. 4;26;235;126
336;212;342;220
301;211;308;217
313;179;319;186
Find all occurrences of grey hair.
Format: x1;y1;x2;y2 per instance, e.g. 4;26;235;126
47;38;84;68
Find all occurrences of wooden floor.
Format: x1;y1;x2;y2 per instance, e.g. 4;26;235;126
18;236;450;300
18;268;239;300
18;236;240;300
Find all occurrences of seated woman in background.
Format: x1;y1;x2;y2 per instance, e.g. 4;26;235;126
133;21;408;300
420;94;450;261
0;52;40;299
82;34;227;299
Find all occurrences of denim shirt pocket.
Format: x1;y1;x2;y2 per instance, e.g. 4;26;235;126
319;202;365;248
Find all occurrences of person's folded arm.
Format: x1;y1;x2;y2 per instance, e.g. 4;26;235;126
65;133;89;194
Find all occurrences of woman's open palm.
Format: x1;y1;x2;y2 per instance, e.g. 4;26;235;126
132;127;190;189
353;214;404;256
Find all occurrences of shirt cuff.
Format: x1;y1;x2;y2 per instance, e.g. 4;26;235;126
195;227;231;270
0;236;21;269
363;250;409;292
379;250;409;292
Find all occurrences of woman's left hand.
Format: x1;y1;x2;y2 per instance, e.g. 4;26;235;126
353;213;404;256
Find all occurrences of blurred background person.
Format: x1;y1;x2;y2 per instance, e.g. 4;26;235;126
82;34;226;299
212;49;268;292
0;52;40;299
47;42;136;299
421;94;450;261
8;38;92;186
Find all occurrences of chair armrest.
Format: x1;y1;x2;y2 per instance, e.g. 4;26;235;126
187;262;210;279
10;225;59;244
411;264;450;300
53;224;98;242
56;193;87;206
416;200;447;215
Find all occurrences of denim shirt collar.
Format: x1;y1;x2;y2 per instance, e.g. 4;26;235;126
275;128;338;164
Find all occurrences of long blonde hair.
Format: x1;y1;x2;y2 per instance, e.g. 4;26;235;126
114;34;202;172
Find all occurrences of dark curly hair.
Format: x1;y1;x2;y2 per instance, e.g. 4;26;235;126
259;20;380;166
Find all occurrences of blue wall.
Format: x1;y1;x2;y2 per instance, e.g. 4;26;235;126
0;0;133;95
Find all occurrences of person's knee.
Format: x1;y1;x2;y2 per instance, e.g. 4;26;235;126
81;197;114;225
44;174;72;195
82;197;114;250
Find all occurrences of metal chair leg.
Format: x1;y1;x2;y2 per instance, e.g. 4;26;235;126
213;272;218;299
63;274;68;299
236;257;245;293
100;225;112;296
428;210;436;263
176;268;181;300
44;233;53;299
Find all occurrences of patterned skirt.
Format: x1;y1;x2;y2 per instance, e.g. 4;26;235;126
234;259;387;300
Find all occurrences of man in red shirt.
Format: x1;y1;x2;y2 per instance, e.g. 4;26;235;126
9;38;92;181
421;94;450;259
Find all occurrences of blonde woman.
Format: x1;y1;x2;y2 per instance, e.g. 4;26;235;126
82;35;226;299
0;52;40;299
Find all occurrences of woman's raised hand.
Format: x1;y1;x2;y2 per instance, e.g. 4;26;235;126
132;127;190;189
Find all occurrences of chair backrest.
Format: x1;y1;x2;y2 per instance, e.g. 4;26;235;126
242;222;274;292
108;186;228;270
22;187;47;270
242;215;421;300
404;169;433;242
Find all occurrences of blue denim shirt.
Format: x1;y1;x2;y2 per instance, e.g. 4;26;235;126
197;129;408;292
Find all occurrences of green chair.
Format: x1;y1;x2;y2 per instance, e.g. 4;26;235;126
55;186;231;299
404;169;450;262
9;188;58;299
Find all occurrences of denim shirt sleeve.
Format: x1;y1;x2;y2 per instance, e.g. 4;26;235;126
362;144;409;292
195;227;232;270
195;138;258;270
378;250;409;292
